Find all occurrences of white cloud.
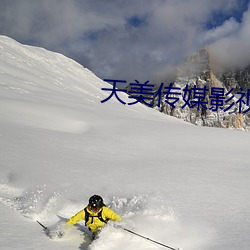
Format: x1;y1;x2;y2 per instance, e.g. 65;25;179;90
200;18;240;45
209;4;250;69
0;0;248;81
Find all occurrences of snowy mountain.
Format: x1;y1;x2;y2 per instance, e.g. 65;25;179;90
155;49;250;130
0;36;250;250
218;65;250;93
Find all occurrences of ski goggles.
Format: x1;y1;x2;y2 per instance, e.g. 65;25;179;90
89;205;101;212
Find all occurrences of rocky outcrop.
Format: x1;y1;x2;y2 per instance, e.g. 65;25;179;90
155;49;250;130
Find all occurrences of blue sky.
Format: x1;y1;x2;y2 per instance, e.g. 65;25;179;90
0;0;249;83
206;0;249;28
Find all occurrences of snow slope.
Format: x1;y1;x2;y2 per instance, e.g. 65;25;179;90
0;35;250;250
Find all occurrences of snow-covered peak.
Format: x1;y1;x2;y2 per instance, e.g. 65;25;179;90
0;36;163;134
0;35;110;101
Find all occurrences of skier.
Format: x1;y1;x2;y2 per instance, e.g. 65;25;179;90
66;194;121;239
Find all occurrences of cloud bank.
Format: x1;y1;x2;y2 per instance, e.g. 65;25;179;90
208;6;250;69
0;0;249;83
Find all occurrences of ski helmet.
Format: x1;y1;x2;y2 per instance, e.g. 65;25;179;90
89;195;104;210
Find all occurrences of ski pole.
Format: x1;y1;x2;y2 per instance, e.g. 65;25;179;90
37;220;48;231
122;227;180;250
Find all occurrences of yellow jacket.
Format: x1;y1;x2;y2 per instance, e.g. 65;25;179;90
67;206;121;233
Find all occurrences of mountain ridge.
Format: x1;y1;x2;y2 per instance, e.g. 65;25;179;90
156;48;250;130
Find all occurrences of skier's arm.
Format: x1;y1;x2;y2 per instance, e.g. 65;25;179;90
67;209;85;225
104;207;122;222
